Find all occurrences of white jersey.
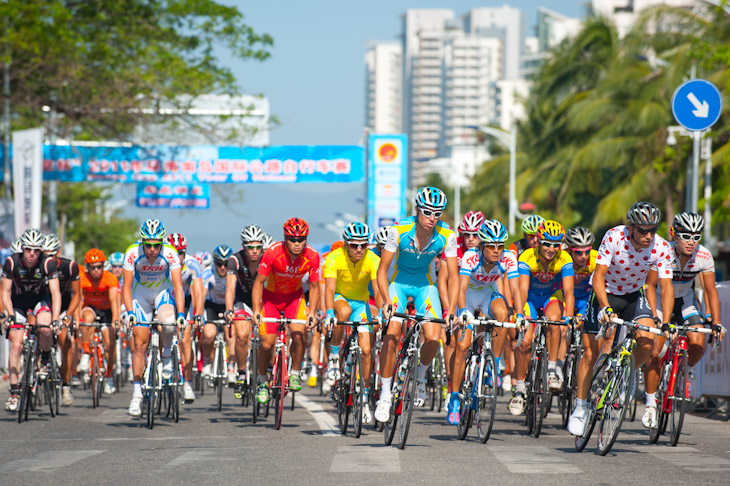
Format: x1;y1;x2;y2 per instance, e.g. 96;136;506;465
203;267;227;305
459;249;518;292
667;242;715;299
123;243;181;293
594;225;672;295
181;255;203;297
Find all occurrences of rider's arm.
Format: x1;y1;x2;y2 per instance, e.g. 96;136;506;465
308;279;320;320
592;264;610;310
67;280;82;318
376;250;395;309
445;255;459;316
561;275;574;318
1;276;13;318
437;256;449;310
192;277;204;317
225;273;236;314
657;270;674;325
700;270;721;326
457;274;469;310
109;285;120;326
518;273;530;308
508;275;524;316
324;276;336;312
48;277;62;321
171;267;185;316
121;269;134;314
645;270;659;317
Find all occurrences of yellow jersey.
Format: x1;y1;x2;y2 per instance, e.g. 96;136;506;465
323;247;380;301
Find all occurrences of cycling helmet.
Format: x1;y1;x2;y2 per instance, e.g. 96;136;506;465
10;239;21;253
213;244;232;263
414;186;447;211
626;201;660;225
85;248;106;264
458;211;485;233
262;234;275;249
283;217;310;237
536;220;565;242
43;233;61;253
374;227;389;245
521;215;545;235
565;227;595;248
140;218;166;240
668;225;676;240
109;251;125;266
342;222;370;242
672;212;704;234
168;233;187;251
241;224;266;243
330;241;345;252
19;228;45;250
478;220;508;243
195;250;213;269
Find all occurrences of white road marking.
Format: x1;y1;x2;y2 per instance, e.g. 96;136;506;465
631;446;730;472
0;450;105;473
295;393;339;436
164;450;238;468
329;446;400;473
488;446;581;474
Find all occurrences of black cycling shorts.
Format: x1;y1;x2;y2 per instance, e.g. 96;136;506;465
584;289;653;334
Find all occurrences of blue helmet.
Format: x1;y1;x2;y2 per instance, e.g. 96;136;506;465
414;186;447;212
478;220;508;244
109;252;125;266
213;244;233;263
342;222;370;242
140;219;165;240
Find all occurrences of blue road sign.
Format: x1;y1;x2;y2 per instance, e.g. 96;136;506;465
671;79;722;131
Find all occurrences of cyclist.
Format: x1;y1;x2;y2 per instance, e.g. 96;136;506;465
43;233;82;406
645;212;724;395
373;227;389;256
122;219;186;417
252;218;320;403
509;215;545;257
108;252;125;281
195;251;213;272
450;219;522;424
167;233;202;403
313;240;345;390
511;220;574;415
201;244;235;384
322;222;382;423
226;225;265;398
374;187;458;423
79;249;121;395
2;228;62;411
568;201;674;435
262;233;275;250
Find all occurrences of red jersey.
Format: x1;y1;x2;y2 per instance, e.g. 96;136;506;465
80;269;119;311
258;242;320;294
441;236;467;266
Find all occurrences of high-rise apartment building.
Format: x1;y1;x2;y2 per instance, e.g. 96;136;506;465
365;42;402;134
590;0;706;38
464;6;525;79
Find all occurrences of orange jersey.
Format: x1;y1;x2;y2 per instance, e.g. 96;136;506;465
80;270;119;310
258;242;320;294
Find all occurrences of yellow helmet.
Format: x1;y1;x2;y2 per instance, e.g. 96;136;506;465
536;220;565;242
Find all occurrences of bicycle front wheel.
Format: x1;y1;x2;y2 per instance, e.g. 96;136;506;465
50;351;61;417
649;362;669;444
597;354;634;456
352;350;364;438
456;362;473;440
274;349;286;430
476;350;497;443
533;351;548;438
172;352;181;423
91;347;99;409
669;352;688;446
397;355;418;449
575;354;608;452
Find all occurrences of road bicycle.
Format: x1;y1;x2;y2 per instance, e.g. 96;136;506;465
455;314;519;443
426;339;447;413
370;327;384;432
575;317;662;455
79;319;109;408
14;322;61;423
259;314;312;430
649;322;721;445
381;305;447;449
558;317;584;428
207;318;230;412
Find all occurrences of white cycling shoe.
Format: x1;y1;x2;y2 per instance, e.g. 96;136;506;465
183;382;196;403
568;407;587;436
374;397;392;423
362;403;373;424
414;380;427;407
642;406;657;429
128;396;142;417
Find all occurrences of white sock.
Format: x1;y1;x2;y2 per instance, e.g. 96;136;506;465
515;380;526;394
417;362;428;381
380;377;393;400
132;382;142;398
106;377;114;386
290;369;300;377
556;366;564;380
575;398;587;410
645;392;656;407
309;367;317;378
548;360;556;371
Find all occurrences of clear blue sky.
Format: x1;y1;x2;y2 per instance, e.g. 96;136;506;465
118;1;585;252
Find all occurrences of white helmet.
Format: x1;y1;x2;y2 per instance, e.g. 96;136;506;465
241;224;266;244
10;239;21;253
262;234;275;249
374;227;389;245
20;228;45;250
672;212;704;234
43;233;61;253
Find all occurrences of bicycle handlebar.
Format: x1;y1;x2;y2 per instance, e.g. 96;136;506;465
598;317;663;340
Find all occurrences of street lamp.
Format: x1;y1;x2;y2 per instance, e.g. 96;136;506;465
465;125;518;234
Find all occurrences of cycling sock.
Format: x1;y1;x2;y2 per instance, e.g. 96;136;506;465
82;342;90;354
330;345;340;356
556;359;564;370
10;384;19;395
363;388;369;400
575;398;587;410
515;380;526;394
645;392;657;407
237;371;245;379
417;362;428;381
555;365;564;380
290;369;300;377
132;382;142;398
380;377;393;400
257;374;267;384
548;360;556;371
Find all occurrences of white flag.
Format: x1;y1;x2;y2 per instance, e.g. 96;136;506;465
12;128;44;238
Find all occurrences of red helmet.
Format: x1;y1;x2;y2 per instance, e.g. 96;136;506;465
168;233;187;251
283;217;310;237
458;210;485;233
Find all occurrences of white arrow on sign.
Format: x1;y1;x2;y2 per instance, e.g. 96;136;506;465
687;92;709;118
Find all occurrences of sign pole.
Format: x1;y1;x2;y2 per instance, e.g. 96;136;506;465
691;130;701;213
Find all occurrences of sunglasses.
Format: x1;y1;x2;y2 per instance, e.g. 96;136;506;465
633;226;658;235
348;242;367;250
143;242;162;249
111;265;123;269
287;237;306;243
177;249;186;256
484;244;504;250
540;240;561;248
245;244;263;250
571;249;591;256
215;261;227;267
87;264;104;270
677;233;701;242
419;208;442;218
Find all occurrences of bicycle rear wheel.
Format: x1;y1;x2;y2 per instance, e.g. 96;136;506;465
533;351;548;438
575;354;608;452
337;356;351;435
352;349;364;438
525;358;535;434
669;352;687;446
457;357;473;440
436;346;446;413
216;343;225;412
49;351;61;417
91;346;99;409
476;350;497;443
172;352;181;423
274;350;286;430
597;354;634;456
397;355;418;449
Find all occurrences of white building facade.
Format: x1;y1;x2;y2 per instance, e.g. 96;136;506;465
365;42;402;134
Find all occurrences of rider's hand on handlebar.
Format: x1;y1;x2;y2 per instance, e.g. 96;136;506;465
224;310;235;323
515;313;526;332
176;312;187;329
597;306;614;325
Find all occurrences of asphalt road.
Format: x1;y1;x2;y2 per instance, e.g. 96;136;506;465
1;379;729;485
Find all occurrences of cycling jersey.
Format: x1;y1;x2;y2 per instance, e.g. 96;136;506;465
459;248;519;292
122;242;181;292
227;250;256;307
181;255;203;297
509;238;530;258
80;270;118;311
441;236;468;266
385;216;457;277
595;225;672;295
323;247;380;301
55;257;80;311
518;247;574;296
573;249;598;300
257;242;320;294
667;242;714;298
203;267;227;305
2;253;58;310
